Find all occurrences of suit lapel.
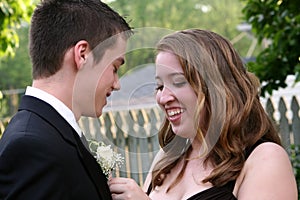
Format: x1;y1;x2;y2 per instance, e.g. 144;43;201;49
19;95;112;200
73;133;112;200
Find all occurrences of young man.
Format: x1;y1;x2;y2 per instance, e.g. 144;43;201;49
0;0;133;199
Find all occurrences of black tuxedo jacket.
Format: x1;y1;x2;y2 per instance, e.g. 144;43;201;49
0;95;112;200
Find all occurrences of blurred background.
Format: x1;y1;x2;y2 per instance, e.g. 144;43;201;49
0;0;299;192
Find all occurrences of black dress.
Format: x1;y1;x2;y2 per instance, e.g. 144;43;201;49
147;140;266;200
186;181;236;200
146;180;236;200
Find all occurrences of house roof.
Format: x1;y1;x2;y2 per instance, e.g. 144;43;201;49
104;64;157;111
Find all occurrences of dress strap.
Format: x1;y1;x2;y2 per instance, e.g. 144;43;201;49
146;184;152;195
245;139;266;159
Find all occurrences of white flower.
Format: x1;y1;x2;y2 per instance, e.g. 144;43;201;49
89;140;124;179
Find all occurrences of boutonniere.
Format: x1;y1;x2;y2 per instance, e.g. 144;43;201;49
88;140;124;179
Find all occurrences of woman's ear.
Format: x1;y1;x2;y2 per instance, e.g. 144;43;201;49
74;40;90;70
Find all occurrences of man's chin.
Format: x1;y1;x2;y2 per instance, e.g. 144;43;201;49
96;110;103;118
95;106;104;118
81;109;103;118
93;102;105;118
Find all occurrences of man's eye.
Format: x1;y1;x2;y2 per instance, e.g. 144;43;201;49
113;66;118;73
155;85;163;91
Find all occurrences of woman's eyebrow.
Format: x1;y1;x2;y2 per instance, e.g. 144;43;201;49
155;72;184;80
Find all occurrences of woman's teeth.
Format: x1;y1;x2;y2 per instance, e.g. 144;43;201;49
167;109;183;117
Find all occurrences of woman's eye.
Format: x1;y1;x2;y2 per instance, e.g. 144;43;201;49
174;81;187;87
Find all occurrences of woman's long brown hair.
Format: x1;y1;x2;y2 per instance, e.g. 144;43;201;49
151;29;281;192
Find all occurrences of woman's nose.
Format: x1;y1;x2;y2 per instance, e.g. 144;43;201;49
156;86;175;105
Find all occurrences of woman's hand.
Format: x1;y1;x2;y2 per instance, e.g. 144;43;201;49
109;177;151;200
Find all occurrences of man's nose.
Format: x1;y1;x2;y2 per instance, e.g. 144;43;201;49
113;75;121;91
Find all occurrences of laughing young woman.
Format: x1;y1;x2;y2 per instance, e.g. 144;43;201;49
109;29;297;200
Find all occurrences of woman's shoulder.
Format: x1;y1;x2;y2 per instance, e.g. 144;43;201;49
247;142;290;166
240;142;291;178
234;142;297;199
250;141;286;155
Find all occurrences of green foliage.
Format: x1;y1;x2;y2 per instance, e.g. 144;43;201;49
0;26;31;118
0;0;35;58
288;144;300;199
107;0;252;76
0;0;35;117
0;0;254;88
0;117;9;138
0;26;32;89
241;0;300;96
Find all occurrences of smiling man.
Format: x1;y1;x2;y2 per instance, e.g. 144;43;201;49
0;0;133;199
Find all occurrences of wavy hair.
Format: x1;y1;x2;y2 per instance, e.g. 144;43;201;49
151;29;281;191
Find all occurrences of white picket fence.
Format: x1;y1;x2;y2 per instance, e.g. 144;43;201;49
78;94;300;186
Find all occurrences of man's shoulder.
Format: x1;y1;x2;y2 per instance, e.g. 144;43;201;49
2;109;59;145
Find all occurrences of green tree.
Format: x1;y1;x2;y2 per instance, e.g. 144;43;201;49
0;26;31;117
241;0;300;95
107;0;253;76
0;0;35;117
0;0;35;58
0;26;31;89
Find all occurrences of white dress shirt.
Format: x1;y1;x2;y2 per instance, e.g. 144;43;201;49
25;86;82;137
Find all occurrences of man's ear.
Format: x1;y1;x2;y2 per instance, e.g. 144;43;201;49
74;40;90;70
